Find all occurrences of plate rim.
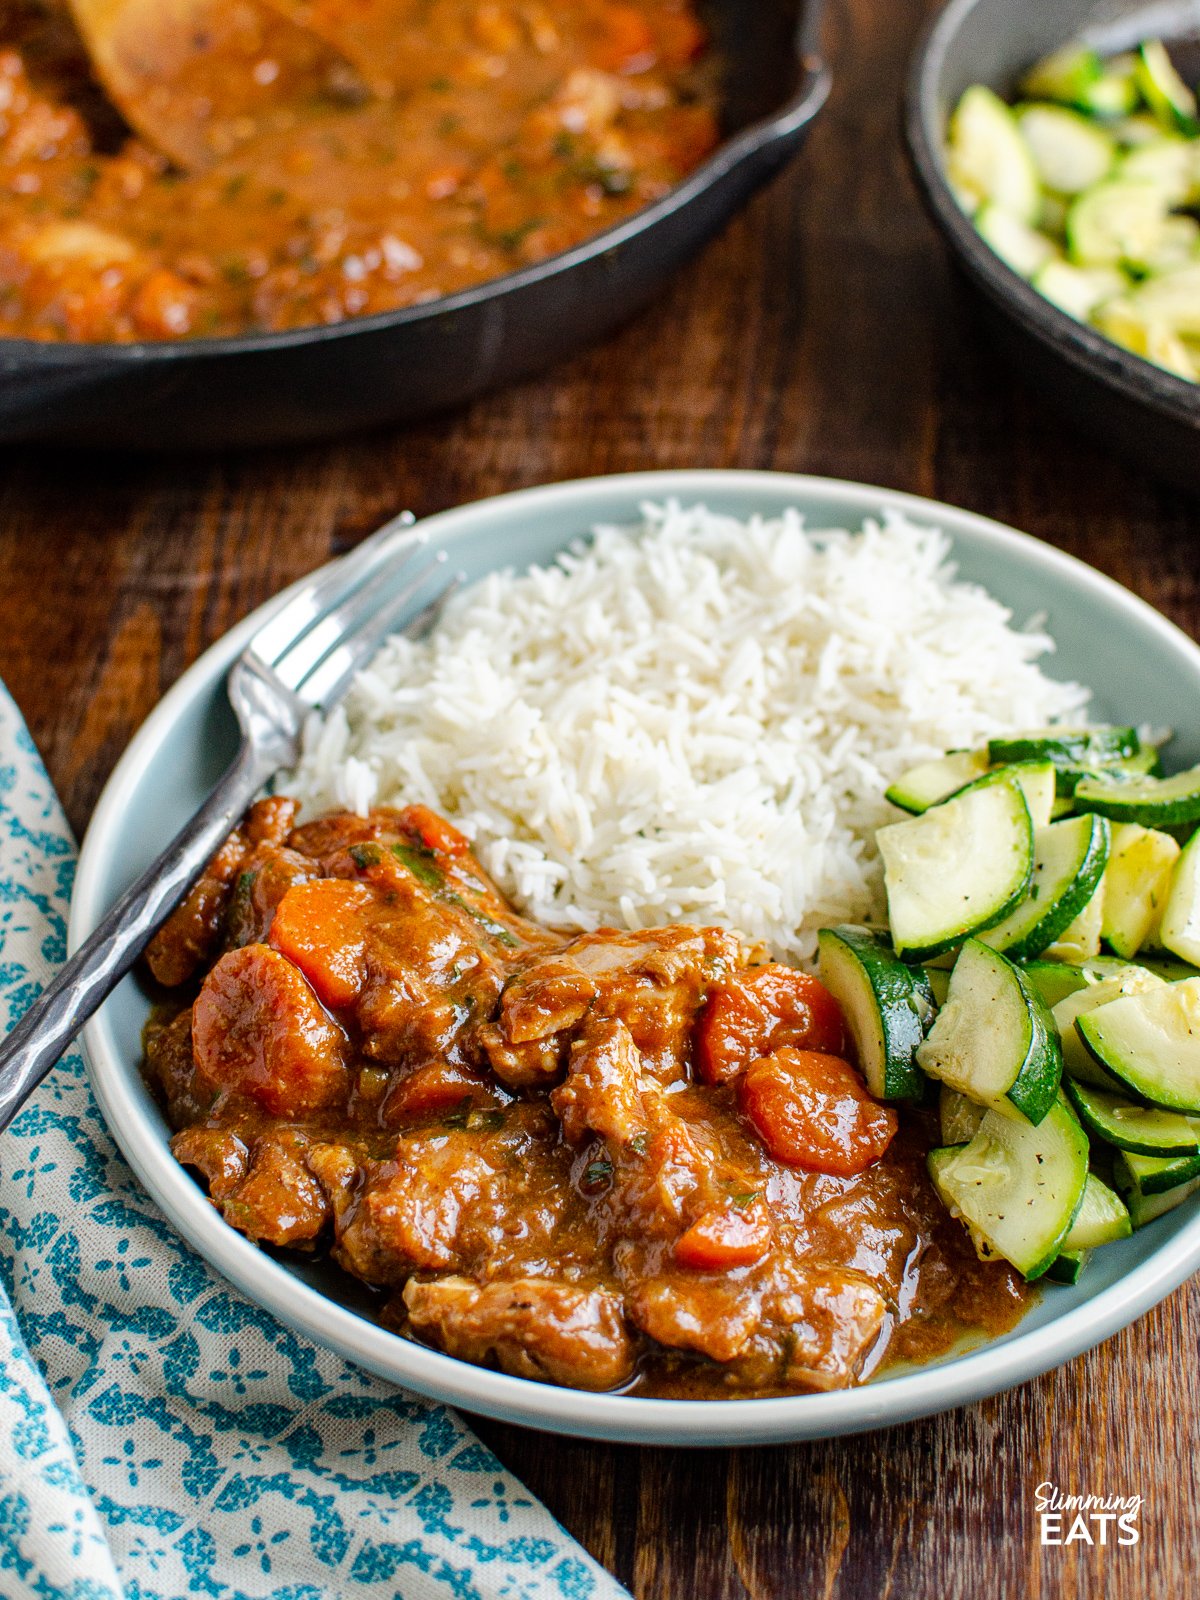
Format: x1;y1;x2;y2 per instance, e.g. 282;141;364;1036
72;467;1200;1446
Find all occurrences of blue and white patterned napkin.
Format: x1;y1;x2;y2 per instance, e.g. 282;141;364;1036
0;682;627;1600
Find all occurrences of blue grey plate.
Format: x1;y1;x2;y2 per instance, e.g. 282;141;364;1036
73;471;1200;1444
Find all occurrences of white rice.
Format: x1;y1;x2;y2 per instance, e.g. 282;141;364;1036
287;502;1088;962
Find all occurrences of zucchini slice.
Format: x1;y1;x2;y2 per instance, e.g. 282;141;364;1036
986;725;1139;767
1127;263;1200;338
1135;41;1200;135
975;204;1058;278
1073;763;1200;827
877;779;1033;960
1077;977;1200;1111
1068;178;1170;268
927;1093;1089;1280
1051;964;1166;1087
916;938;1061;1124
1061;1170;1132;1248
1114;1159;1200;1227
1032;259;1127;321
1064;1077;1200;1156
1118;137;1196;207
957;759;1056;827
1161;826;1200;967
1117;1146;1200;1195
1099;822;1180;958
1020;45;1103;109
924;965;952;1006
1016;104;1115;194
1045;1249;1089;1284
939;1084;986;1146
1021;959;1092;1009
979;812;1110;961
1120;1177;1200;1222
884;748;988;814
947;85;1041;222
1054;743;1162;798
816;926;933;1101
1041;874;1105;963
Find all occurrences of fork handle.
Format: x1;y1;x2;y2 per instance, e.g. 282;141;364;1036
0;738;277;1133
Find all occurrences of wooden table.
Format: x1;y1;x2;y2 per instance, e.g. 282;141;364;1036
3;0;1199;1593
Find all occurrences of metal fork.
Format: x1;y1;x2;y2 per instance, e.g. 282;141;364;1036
0;512;460;1132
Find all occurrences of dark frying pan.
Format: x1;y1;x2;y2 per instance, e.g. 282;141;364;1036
0;0;829;450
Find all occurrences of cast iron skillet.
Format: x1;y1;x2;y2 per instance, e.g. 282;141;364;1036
907;0;1200;493
0;0;829;450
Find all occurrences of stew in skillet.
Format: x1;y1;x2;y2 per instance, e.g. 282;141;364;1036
0;0;719;340
143;798;1028;1398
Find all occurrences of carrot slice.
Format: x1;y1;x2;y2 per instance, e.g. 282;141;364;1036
385;1062;499;1122
192;943;349;1116
674;1201;772;1270
695;966;846;1084
398;804;471;858
268;878;374;1009
738;1048;897;1177
589;4;657;73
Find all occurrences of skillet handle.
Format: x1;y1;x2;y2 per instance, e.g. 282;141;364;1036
791;0;832;125
0;738;274;1134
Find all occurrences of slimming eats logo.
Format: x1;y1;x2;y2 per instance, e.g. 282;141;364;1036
1035;1481;1142;1546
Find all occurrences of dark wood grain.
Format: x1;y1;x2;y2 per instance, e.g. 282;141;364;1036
2;0;1199;1593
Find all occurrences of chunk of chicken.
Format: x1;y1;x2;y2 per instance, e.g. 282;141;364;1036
172;1126;330;1247
403;1275;635;1391
324;1109;579;1286
482;925;748;1088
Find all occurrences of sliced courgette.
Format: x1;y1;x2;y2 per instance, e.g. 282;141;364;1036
1021;958;1092;1009
979;812;1110;961
1060;1170;1132;1248
1135;41;1199;135
1016;104;1115;194
1020;46;1103;109
1114;1160;1200;1226
1064;1076;1200;1156
1074;763;1200;827
816;926;934;1101
1054;743;1162;798
1077;977;1200;1111
1067;178;1170;268
1118;137;1197;206
1045;1249;1090;1283
1127;263;1200;339
916;938;1061;1124
1051;964;1166;1088
1115;1145;1200;1196
927;1093;1089;1279
974;204;1058;278
986;726;1139;767
1042;874;1105;963
1033;259;1127;321
947;85;1041;222
884;748;988;814
1160;825;1200;966
924;965;952;1007
958;759;1056;827
1099;822;1180;958
877;779;1033;960
939;1084;986;1146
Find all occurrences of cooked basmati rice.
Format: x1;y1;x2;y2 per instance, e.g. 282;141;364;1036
287;502;1089;962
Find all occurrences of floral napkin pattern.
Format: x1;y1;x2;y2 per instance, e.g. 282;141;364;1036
0;682;626;1600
